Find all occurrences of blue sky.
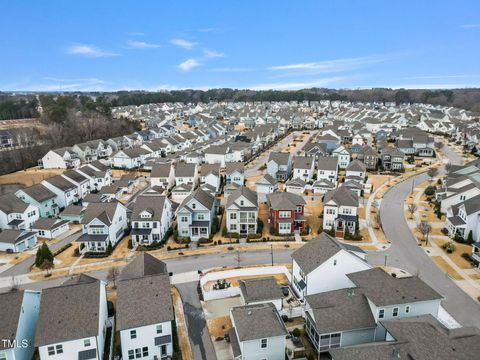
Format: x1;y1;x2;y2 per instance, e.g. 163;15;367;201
1;0;480;91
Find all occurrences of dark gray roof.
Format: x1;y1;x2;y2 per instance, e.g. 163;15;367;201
347;268;443;306
151;163;173;178
293;156;314;170
61;204;85;216
0;229;36;245
256;173;277;185
44;175;77;191
35;276;102;346
32;218;69;231
346;159;367;172
62;170;89;184
291;233;364;274
228;328;242;357
239;277;283;303
180;188;215;211
306;288;376;334
226;186;258;209
81;202;123;226
175;162;196;177
131;195;167;222
0;290;25;350
268;152;291;166
231;303;288;341
119;252;168;281
324;186;359;207
0;193;29;214
317;156;338;171
19;183;57;203
200;163;221;177
225;162;245;175
266;192;305;210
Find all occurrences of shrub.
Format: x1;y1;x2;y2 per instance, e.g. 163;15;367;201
218;240;222;245
442;241;456;254
257;218;264;234
127;238;133;249
292;328;301;337
462;252;471;261
53;243;72;257
424;185;436;197
441;228;449;236
167;246;172;251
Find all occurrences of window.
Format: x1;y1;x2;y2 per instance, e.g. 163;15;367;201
279;211;290;218
135;348;141;358
261;338;268;348
197;214;204;220
180;216;188;222
84;339;91;347
230;213;237;220
333;259;337;266
48;346;55;356
192;203;196;209
130;330;137;339
379;309;385;319
230;224;237;231
55;345;63;354
156;324;163;334
405;305;410;314
142;347;149;357
393;307;399;317
240;200;244;206
319;333;341;351
0;353;6;360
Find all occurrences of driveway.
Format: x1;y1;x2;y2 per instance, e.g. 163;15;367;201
1;229;81;277
176;281;217;360
369;145;480;327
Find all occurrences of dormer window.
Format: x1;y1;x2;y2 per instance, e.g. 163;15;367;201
240;200;244;206
192;203;196;209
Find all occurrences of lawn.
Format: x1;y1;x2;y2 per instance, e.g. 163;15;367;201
432;238;474;269
202;273;289;292
0;167;64;186
206;316;232;339
304;198;324;235
431;256;464;280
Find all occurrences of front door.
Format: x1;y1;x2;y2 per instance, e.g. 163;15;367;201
160;345;167;357
240;224;247;234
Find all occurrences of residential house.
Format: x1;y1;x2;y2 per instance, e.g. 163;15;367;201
0;290;41;360
285;177;307;195
345;160;367;182
77;202;128;253
15;184;59;217
229;303;288;360
174;162;198;187
0;193;39;230
445;193;480;242
317;156;339;183
41;175;79;209
176;188;217;242
357;145;378;170
267;152;292;181
266;192;306;235
226;187;258;235
225;162;245;186
32;218;70;240
303;141;328;160
171;183;194;204
0;229;38;253
312;179;336;194
117;253;174;360
332;146;351;169
317;133;341;152
200;163;221;193
290;233;370;300
293;156;315;182
35;275;109;360
59;204;85;224
323;187;359;238
380;147;405;171
239;277;283;311
255;174;278;194
130;195;173;246
40;147;80;169
150;163;175;190
112;148;151;169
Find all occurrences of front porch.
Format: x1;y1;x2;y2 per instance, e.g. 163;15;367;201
190;221;210;241
77;233;109;253
334;216;356;238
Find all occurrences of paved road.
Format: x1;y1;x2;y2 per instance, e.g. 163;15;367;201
176;282;217;360
368;145;480;327
1;229;81;277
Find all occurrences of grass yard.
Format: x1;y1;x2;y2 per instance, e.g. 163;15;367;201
172;287;194;360
202;273;289;291
368;174;391;190
431;256;464;280
304;198;324;234
432;238;474;269
206;316;232;339
0;167;64;186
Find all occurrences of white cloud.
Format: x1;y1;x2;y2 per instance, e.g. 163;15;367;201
67;44;119;57
249;77;344;90
178;59;200;72
207;67;255;73
268;55;385;74
127;40;161;49
404;75;477;80
170;38;198;49
460;24;480;28
203;49;224;58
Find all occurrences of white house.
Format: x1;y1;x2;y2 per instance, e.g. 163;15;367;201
332;145;351;169
291;233;370;300
345;160;367;182
445;193;480;242
255;174;278;194
323;187;359;238
130;195;173;246
292;156;315;182
226;162;245;186
35;275;109;360
0;290;41;360
229;303;288;360
226;187;258;236
0;229;37;253
0;193;39;230
171;183;194;204
317;156;339;183
15;184;59;218
77;202;128;253
267;152;292;181
174;162;198;187
177;188;217;242
40;147;80;169
150;163;175;190
285;177;307;195
200;163;221;193
117;253;175;360
239;277;283;311
32;218;70;240
112;148;151;169
61;170;92;200
41;175;79;209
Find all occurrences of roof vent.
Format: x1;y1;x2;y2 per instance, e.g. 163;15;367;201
247;311;252;315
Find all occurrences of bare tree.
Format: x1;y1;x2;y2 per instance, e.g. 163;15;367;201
407;203;418;219
445;161;452;173
417;221;432;245
39;260;54;276
107;267;121;289
427;167;438;181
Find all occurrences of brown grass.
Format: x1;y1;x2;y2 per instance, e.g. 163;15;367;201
431;256;464;280
203;273;289;291
432;238;473;269
172;287;194;360
206;316;232;339
304;198;324;234
0;167;65;186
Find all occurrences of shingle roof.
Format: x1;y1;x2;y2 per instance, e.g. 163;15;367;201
0;193;29;214
19;183;57;203
226;186;258;209
151;163;173;178
291;233;365;274
35;276;102;346
0;229;36;245
317;156;339;171
44;175;77;191
175;162;197;177
306;288;376;334
324;186;359;207
225;162;245;175
81;202;122;226
266;192;305;210
0;290;25;350
119;253;168;281
268;152;290;166
179;188;215;211
239;277;283;303
293;156;314;170
346;159;367;172
347;268;443;306
131;195;167;222
231;303;288;342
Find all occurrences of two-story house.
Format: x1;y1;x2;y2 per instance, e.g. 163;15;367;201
226;187;258;236
323;187;359;238
77;202;128;253
61;170;92;200
0;193;39;230
357;145;378;170
40;147;81;169
15;184;59;217
317;156;339;183
225;162;245;186
177;188;216;241
174;162;198;187
35;275;109;360
112;148;151;169
293;156;315;182
150;163;175;190
380;147;405;171
41;175;79;209
445;193;480;242
266;192;306;235
117;253;175;360
0;290;41;360
229;303;288;360
291;233;370;300
130;195;172;247
332;145;351;169
200;163;221;193
345;160;367;182
267;152;292;181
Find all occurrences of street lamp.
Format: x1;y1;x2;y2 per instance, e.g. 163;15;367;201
384;253;389;267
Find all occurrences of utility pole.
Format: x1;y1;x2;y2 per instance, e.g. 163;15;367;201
270;244;274;266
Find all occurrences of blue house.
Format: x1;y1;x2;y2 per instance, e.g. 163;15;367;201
15;184;59;217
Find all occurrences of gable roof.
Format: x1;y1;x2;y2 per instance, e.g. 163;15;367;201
81;202;123;226
347;268;443;306
225;162;245;175
35;276;102;346
179;187;215;211
19;183;57;203
151;163;172;178
266;192;305;210
119;253;168;281
293;156;314;169
175;162;196;177
324;186;359;207
239;277;283;303
131;195;167;222
0;290;25;350
0;193;30;214
317;156;338;171
291;233;365;274
268;152;290;166
347;159;367;173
